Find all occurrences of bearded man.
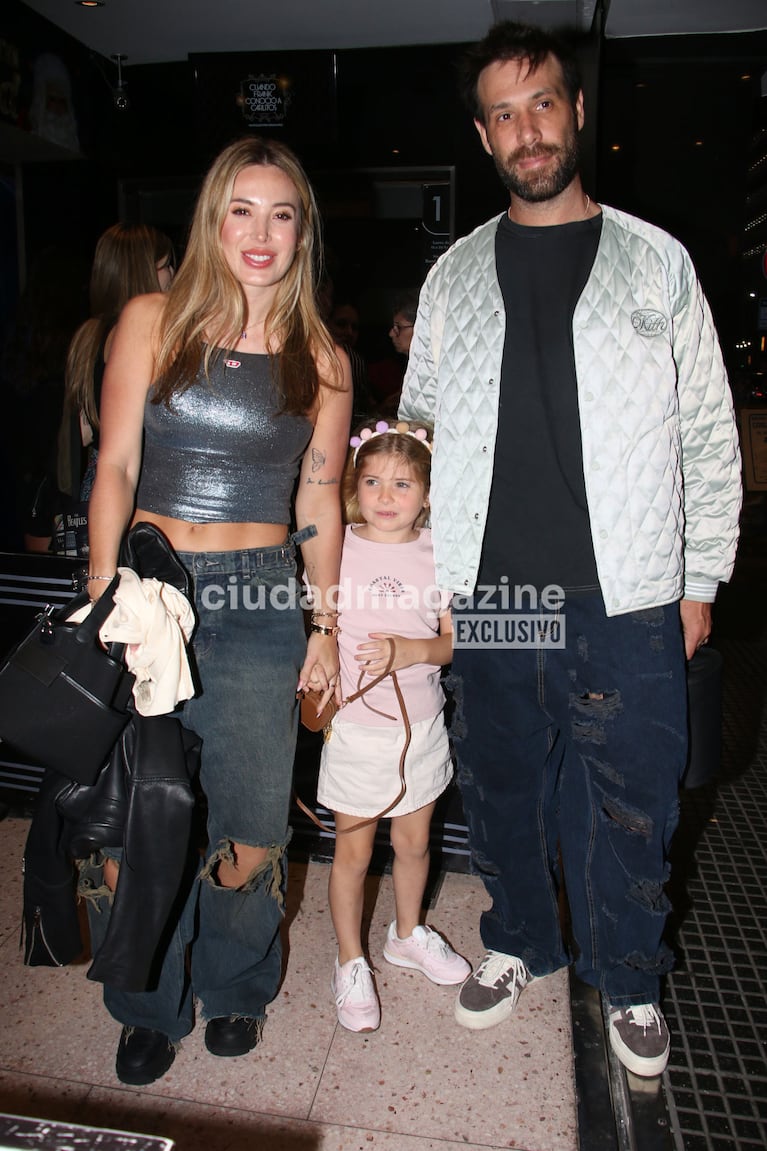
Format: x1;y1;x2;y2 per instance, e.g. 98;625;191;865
399;20;741;1077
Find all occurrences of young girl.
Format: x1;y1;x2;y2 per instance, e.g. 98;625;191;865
317;419;470;1032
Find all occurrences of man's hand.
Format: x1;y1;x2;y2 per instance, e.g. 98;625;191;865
680;598;713;661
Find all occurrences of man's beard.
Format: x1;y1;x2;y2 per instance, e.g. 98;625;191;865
494;130;580;203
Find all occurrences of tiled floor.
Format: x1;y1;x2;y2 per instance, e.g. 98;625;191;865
1;517;766;1150
0;815;578;1151
662;621;767;1150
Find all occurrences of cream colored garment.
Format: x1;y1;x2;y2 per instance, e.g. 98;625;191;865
72;569;195;715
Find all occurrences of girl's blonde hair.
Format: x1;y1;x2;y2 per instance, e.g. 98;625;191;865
152;136;340;413
64;222;173;430
343;420;433;528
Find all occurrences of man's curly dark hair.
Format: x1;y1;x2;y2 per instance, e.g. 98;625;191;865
459;21;582;123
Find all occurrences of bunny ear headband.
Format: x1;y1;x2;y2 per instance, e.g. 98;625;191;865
350;420;431;465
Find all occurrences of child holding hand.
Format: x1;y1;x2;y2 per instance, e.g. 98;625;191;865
317;420;470;1032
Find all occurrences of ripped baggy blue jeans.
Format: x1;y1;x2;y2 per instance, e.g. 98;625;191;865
449;596;687;1006
82;540;307;1040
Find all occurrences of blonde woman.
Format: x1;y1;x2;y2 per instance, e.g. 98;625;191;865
85;138;351;1084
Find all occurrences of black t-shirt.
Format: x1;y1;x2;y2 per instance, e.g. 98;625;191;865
477;211;603;597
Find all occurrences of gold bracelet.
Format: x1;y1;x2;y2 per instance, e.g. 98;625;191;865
310;622;340;636
311;609;339;618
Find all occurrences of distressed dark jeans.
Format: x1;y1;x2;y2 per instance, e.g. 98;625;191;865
450;597;688;1006
82;542;306;1041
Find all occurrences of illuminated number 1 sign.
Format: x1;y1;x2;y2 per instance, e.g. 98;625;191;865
421;182;451;269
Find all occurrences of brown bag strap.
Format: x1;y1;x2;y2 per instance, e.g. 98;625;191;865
294;638;412;835
341;636;397;717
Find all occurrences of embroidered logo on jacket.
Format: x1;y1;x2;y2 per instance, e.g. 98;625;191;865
225;359;241;368
631;309;668;337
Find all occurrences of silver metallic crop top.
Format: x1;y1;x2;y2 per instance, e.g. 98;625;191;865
136;350;313;523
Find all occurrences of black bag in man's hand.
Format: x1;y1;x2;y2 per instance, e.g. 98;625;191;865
0;574;134;785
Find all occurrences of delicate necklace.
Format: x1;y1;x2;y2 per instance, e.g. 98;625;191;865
240;320;262;340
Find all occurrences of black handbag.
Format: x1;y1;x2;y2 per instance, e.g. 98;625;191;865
119;520;191;598
21;525;198;981
0;574;135;786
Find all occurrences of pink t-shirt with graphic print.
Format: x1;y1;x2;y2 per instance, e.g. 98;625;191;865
335;525;450;728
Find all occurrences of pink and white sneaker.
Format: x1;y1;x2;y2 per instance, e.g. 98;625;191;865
331;956;381;1033
383;922;471;986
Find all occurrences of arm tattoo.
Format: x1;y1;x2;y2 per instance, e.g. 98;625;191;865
311;447;326;473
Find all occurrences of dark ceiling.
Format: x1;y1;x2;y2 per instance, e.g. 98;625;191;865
19;0;767;67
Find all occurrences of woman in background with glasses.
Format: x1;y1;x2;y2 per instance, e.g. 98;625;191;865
388;288;419;358
368;287;421;418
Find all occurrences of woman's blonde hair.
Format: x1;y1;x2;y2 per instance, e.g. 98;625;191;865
343;420;433;528
152;136;340;413
64;222;173;430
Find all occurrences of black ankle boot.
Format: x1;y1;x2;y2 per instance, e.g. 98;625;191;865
204;1015;262;1057
116;1026;175;1085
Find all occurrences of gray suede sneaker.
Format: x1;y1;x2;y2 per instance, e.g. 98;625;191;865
454;950;532;1030
608;1003;670;1077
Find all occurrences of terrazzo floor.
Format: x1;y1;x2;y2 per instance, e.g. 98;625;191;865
0;816;578;1151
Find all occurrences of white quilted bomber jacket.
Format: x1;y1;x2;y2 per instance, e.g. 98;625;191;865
400;205;741;616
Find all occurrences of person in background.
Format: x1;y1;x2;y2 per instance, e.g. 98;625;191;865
369;288;421;418
56;223;175;556
388;288;419;360
328;297;374;418
318;420;469;1032
328;300;361;352
0;245;89;551
84;136;351;1085
400;20;741;1077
